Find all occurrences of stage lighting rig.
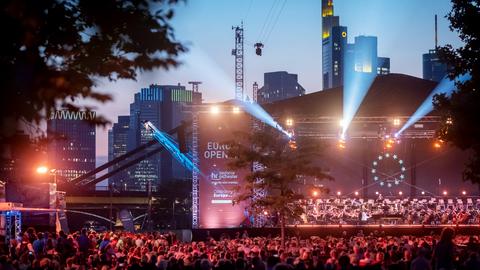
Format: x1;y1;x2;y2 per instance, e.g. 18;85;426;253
433;139;444;149
337;138;346;149
285;118;294;127
288;131;297;149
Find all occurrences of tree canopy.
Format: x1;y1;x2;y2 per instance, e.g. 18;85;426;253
435;0;480;184
0;0;185;150
227;127;332;245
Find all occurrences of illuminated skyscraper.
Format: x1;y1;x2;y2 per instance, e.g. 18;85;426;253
108;115;130;189
127;84;201;191
345;36;390;76
47;112;96;181
322;0;347;89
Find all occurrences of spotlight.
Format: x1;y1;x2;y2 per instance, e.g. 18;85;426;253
232;106;240;114
446;117;453;125
338;139;346;149
375;191;379;195
443;190;448;196
462;190;467;195
434;139;443;149
393;118;401;126
312;190;319;197
337;191;341;196
210;106;220;114
339;119;345;127
398;191;403;196
263;210;268;215
286;118;294;127
384;138;395;149
354;191;359;196
421;191;425;195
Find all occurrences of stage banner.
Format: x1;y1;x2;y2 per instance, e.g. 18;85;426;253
198;111;250;228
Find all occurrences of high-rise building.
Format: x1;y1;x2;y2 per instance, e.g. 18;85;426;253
345;36;390;76
126;84;201;191
322;0;391;88
377;57;390;75
257;71;306;104
322;0;347;90
423;50;447;82
423;15;447;82
47;111;96;181
108;115;130;189
352;36;377;73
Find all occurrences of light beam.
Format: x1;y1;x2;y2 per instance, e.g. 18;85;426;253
395;74;471;137
342;56;377;138
233;100;290;137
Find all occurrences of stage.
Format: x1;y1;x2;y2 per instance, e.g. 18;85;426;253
191;224;480;241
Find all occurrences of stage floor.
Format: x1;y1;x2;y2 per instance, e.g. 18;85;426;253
191;224;480;241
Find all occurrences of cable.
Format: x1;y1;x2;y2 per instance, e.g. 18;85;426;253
263;0;288;43
243;0;253;22
257;0;279;42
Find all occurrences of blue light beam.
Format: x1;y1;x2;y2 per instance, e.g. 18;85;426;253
395;73;471;137
144;121;200;173
233;100;290;137
342;62;377;138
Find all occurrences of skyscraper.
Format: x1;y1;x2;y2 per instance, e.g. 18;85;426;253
345;36;390;76
257;71;306;104
322;0;391;88
377;57;390;75
108;115;130;189
322;0;347;90
126;84;201;191
423;50;447;82
47;111;96;181
423;15;447;82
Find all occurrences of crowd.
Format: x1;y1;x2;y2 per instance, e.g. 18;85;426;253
1;227;480;270
301;197;480;225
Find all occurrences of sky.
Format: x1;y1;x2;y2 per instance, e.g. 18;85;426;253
92;0;463;158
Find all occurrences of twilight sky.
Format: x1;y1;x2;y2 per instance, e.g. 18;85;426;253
92;0;463;158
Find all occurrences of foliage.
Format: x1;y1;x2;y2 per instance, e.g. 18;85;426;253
0;0;186;148
435;0;480;183
227;127;332;243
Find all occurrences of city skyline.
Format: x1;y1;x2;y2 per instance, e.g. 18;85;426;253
92;0;462;158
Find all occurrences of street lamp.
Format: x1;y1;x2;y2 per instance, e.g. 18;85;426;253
36;166;49;174
36;166;58;228
36;166;57;185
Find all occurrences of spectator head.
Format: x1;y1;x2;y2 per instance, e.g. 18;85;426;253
440;227;455;243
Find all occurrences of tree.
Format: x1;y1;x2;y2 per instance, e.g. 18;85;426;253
227;127;332;246
435;0;480;184
0;0;186;151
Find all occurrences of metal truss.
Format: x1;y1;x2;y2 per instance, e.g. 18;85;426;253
191;112;199;228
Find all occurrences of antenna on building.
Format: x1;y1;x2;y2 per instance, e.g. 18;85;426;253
434;14;438;49
188;81;202;92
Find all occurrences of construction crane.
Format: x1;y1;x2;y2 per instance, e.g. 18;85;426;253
232;23;244;101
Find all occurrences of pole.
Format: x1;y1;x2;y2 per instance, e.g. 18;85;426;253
109;183;113;231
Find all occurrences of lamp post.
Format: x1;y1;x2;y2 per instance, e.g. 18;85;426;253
36;166;58;227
